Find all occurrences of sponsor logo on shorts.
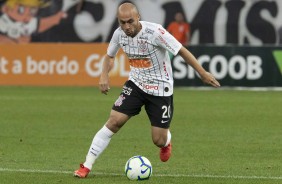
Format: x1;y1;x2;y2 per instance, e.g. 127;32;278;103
161;120;169;124
122;86;132;95
114;94;125;106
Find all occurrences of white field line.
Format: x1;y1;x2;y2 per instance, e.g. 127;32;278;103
0;168;281;180
178;86;282;91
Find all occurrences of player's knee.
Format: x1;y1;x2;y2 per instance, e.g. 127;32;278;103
105;114;126;133
105;110;130;133
106;119;121;133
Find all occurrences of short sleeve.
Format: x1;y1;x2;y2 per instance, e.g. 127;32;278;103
107;29;121;57
154;25;182;56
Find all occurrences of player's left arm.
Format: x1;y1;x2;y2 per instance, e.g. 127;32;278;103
178;46;220;87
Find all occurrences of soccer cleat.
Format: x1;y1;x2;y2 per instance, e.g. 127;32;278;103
74;164;90;178
160;142;172;162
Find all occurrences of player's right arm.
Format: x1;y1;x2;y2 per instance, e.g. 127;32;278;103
99;55;114;95
99;28;121;95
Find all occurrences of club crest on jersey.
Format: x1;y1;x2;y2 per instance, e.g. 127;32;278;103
114;94;125;107
138;39;148;52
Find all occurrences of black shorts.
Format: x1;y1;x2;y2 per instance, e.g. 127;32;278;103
112;80;173;129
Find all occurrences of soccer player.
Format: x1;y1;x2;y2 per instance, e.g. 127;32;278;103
74;2;220;178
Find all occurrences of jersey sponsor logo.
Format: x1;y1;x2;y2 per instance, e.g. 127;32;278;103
158;35;176;53
139;82;159;90
158;28;165;34
129;58;152;68
139;36;148;40
145;28;154;35
163;61;169;80
128;54;150;59
120;40;127;46
140;79;154;84
114;94;125;106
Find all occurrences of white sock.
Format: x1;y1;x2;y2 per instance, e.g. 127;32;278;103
164;130;171;147
83;125;114;170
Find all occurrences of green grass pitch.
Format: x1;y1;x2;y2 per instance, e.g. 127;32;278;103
0;87;281;184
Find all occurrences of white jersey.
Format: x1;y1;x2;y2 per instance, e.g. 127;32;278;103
107;21;182;96
0;14;38;39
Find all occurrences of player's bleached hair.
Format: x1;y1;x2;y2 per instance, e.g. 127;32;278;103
5;0;50;8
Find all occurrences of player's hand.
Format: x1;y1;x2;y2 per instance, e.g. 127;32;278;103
200;72;221;88
99;75;110;95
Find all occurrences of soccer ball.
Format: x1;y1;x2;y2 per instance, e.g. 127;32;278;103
124;155;153;180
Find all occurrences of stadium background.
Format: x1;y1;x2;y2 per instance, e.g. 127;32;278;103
0;0;282;87
0;1;281;183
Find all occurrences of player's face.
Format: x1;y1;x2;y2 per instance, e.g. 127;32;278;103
118;11;140;37
4;4;38;23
